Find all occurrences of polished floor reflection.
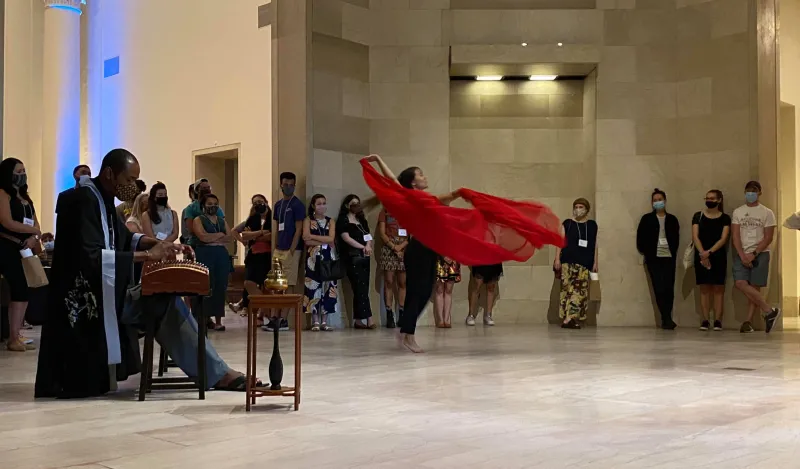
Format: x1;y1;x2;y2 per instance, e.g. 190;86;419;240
3;318;800;468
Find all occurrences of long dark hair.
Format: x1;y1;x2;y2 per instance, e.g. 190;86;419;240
246;194;271;231
707;189;724;213
198;193;219;215
0;158;33;205
147;181;167;225
398;166;420;189
336;194;369;254
307;194;326;218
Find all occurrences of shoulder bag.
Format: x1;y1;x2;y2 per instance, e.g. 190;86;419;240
682;212;702;270
0;232;48;288
317;219;345;281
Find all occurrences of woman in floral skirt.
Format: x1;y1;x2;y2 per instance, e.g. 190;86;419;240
434;256;461;328
302;194;339;331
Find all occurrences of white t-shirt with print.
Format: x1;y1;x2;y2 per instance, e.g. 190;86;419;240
732;203;777;253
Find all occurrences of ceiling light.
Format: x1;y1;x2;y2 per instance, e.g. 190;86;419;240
557;42;563;47
530;75;558;81
521;42;528;47
476;75;503;81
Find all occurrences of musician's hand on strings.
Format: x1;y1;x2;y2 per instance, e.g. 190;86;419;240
147;242;169;262
179;244;195;260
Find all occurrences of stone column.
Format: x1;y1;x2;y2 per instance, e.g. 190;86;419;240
41;0;81;230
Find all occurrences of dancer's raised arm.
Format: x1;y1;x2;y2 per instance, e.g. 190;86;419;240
364;154;399;185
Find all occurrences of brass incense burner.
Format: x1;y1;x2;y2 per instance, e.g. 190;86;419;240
263;257;289;293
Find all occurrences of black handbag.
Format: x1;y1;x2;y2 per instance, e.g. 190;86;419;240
319;257;344;281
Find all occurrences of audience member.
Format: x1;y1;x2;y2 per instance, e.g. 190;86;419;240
269;172;305;332
303;194;338;331
554;198;598;330
732;181;781;333
192;193;232;331
180;183;195;244
337;194;375;329
377;208;407;328
692;190;730;332
637;189;679;330
433;256;460;328
0;158;41;351
141;182;178;242
466;264;502;326
125;193;149;234
231;194;273;327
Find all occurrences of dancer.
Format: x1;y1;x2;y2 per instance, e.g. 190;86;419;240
434;256;460;328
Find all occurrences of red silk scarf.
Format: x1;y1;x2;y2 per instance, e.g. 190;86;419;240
361;159;565;266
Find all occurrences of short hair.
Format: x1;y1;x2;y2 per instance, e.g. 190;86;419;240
279;172;296;183
745;180;762;192
199;193;219;207
72;164;90;177
100;148;138;176
652;188;667;201
572;198;591;212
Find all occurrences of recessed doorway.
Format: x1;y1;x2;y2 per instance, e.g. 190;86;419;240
193;143;240;261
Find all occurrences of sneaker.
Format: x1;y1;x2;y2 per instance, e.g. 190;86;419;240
740;321;755;333
279;318;290;331
699;320;710;331
465;315;476;326
263;319;276;332
713;320;723;331
22;321;33;330
483;315;495;326
19;336;33;345
764;308;782;334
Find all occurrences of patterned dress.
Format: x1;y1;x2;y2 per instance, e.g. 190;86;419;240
303;217;339;317
559;264;590;321
435;257;461;283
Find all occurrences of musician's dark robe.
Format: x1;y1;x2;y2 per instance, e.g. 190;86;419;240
35;177;144;398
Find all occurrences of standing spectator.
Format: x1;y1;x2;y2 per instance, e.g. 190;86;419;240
231;194;273;327
554;198;598;329
269;172;306;332
466;264;503;326
636;189;680;330
193;193;232;331
303;194;338;331
125;193;149;234
732;181;781;333
142;182;179;242
337;194;375;329
433;256;460;328
0;158;41;351
40;232;55;267
377;209;407;328
692;190;731;331
180;183;195;244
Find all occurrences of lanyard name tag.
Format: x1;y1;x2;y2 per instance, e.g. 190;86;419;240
279;223;285;231
398;229;407;237
156;232;167;241
659;238;669;246
363;234;373;242
23;217;34;227
578;239;588;248
322;244;329;250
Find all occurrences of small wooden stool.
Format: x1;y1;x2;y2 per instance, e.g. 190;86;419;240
246;294;303;411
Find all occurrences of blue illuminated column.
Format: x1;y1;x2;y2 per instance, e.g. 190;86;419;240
41;0;81;230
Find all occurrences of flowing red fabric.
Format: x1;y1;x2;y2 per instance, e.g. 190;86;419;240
361;159;565;266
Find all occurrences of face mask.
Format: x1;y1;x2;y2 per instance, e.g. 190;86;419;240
155;196;168;207
745;192;758;204
43;241;55;251
116;183;139;202
255;204;267;214
349;203;362;214
205;205;219;216
282;185;295;197
573;208;586;218
12;173;27;188
652;201;665;211
705;201;719;209
316;204;327;215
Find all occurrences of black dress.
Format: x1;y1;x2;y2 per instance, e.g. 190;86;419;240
693;212;731;286
471;264;504;283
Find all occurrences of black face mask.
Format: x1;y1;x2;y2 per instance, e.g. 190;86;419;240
255;204;267;214
705;201;719;209
205;205;219;216
155;196;168;207
349;203;362;214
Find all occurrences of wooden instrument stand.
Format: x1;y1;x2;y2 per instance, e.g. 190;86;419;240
245;294;303;411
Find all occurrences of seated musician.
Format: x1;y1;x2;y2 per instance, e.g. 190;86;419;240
35;149;253;398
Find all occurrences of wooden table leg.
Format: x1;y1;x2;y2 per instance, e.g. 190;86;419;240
246;308;252;412
294;298;301;411
252;312;258;406
198;296;206;401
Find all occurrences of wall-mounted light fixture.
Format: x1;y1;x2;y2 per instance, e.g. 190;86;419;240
529;75;558;81
476;75;503;81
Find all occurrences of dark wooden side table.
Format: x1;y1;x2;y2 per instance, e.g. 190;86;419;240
246;294;303;412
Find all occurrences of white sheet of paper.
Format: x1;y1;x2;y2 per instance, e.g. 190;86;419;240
589;272;599;281
23;217;34;227
19;248;33;258
578;239;588;248
363;234;373;242
658;238;668;246
398;229;407;237
156;232;167;241
279;223;285;231
322;244;329;250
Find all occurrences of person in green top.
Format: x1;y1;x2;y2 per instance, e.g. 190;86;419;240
182;178;223;247
192;193;233;331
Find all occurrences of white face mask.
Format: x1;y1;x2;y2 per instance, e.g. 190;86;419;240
43;241;55;251
573;208;587;219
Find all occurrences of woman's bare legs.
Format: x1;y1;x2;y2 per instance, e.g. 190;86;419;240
8;301;29;350
699;284;712;321
384;270;396;312
468;277;483;320
433;281;445;327
443;281;454;326
713;285;725;321
485;281;498;323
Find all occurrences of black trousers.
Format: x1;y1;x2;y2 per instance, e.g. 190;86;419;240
400;239;437;335
347;257;373;320
646;257;676;326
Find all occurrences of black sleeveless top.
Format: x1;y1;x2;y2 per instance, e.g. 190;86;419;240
0;191;35;244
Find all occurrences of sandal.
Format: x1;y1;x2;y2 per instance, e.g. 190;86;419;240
311;323;320;332
214;375;263;392
214;325;226;332
321;324;333;331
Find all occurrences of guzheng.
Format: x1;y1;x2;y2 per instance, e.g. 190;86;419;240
141;260;210;296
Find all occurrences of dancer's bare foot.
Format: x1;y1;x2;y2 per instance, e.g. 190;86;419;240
402;334;424;353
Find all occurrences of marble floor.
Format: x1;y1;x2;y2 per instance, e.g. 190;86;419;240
4;318;800;468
